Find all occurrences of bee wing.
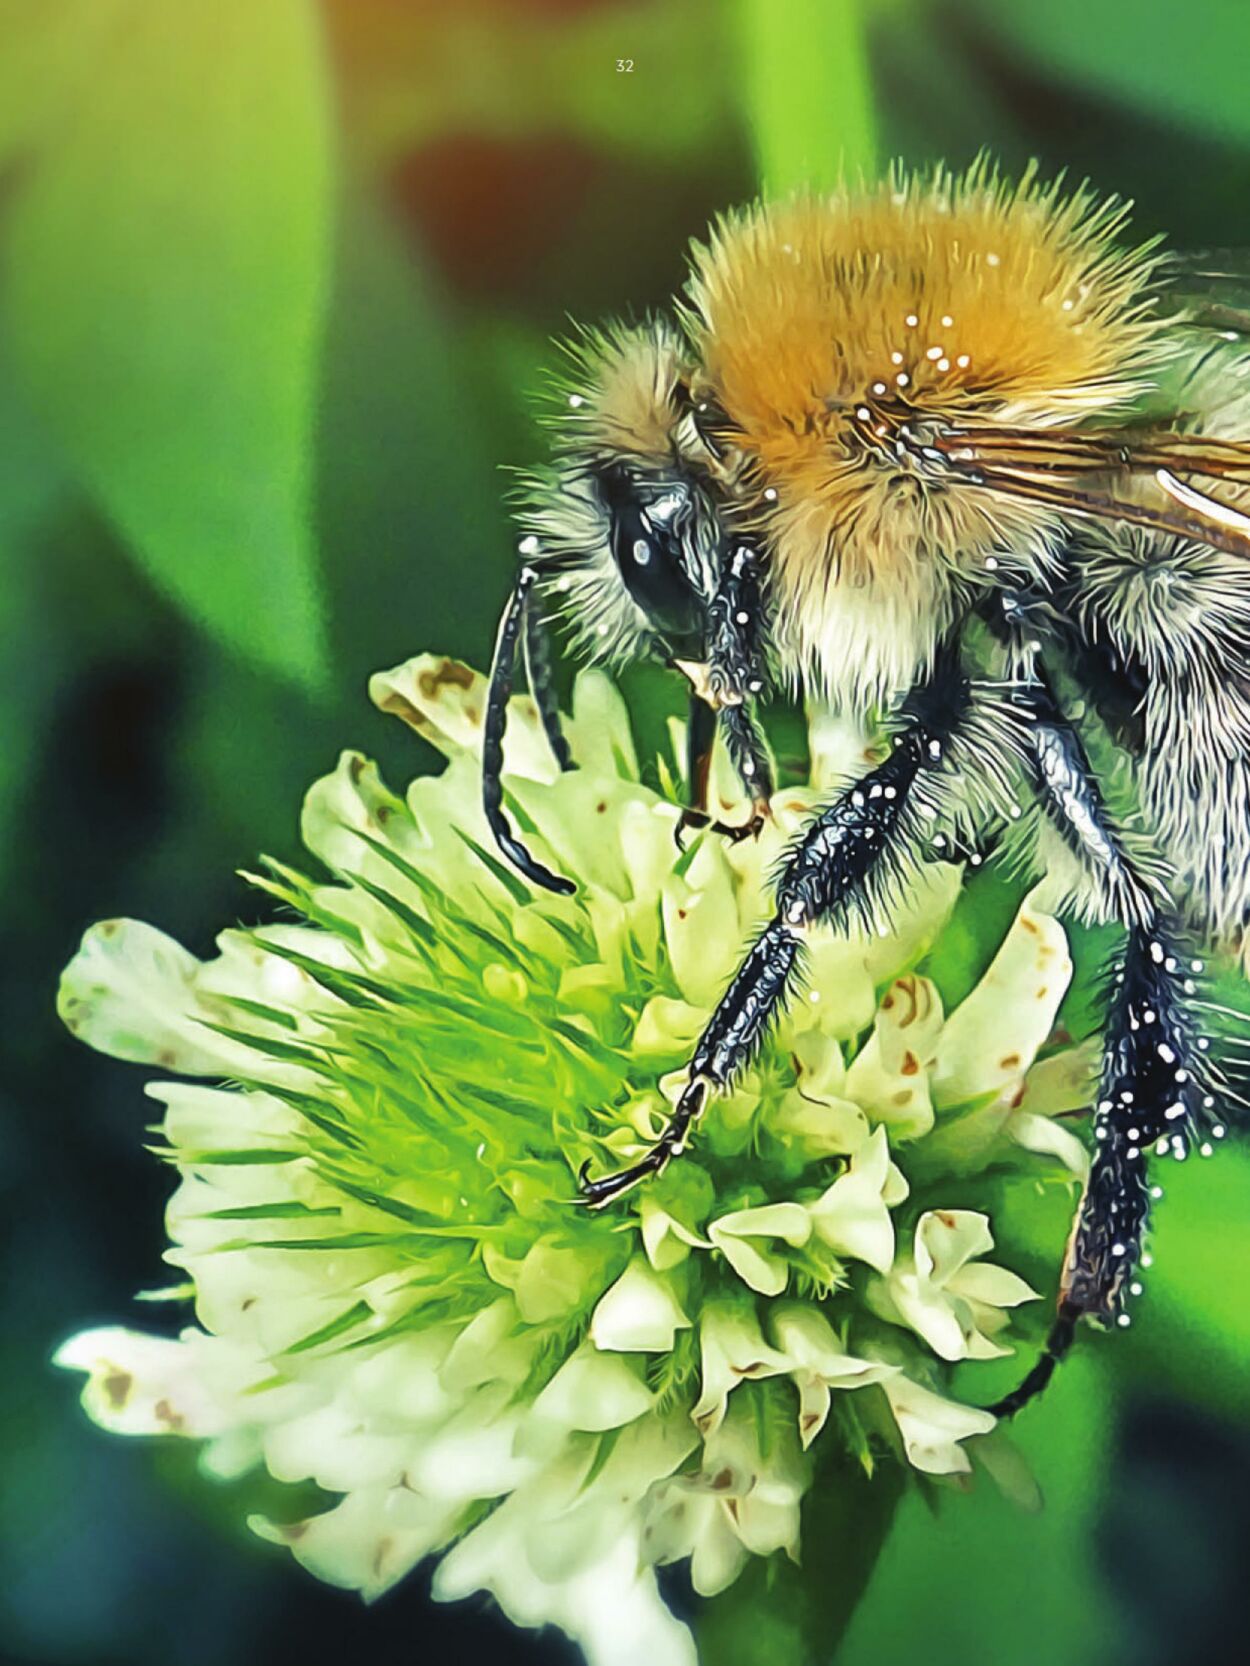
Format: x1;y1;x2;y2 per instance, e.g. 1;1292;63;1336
929;424;1250;557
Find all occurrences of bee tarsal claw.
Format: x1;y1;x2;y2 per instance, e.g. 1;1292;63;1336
710;800;771;843
576;1079;711;1209
674;806;712;851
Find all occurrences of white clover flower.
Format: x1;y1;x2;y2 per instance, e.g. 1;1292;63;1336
56;653;1089;1666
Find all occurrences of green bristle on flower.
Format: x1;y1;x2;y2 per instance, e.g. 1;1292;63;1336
54;653;1092;1666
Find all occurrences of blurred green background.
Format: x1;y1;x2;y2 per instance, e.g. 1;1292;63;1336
5;2;1250;1663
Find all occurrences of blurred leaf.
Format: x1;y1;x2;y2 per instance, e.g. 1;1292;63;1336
0;359;68;880
317;191;510;684
734;0;877;193
841;1352;1119;1666
3;0;333;689
964;0;1250;149
328;0;733;171
1110;1146;1250;1422
0;1;127;160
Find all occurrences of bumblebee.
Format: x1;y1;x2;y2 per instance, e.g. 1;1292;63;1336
481;161;1250;1413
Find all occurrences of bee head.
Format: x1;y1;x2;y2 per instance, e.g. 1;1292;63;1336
514;319;728;666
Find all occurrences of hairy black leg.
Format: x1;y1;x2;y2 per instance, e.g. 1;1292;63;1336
706;542;768;706
988;663;1210;1413
522;598;573;772
994;919;1210;1415
483;567;575;896
580;658;974;1205
719;703;774;821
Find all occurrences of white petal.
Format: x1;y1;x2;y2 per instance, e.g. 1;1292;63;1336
947;1261;1039;1309
881;1376;996;1475
54;1325;262;1439
591;1260;690;1353
639;1197;711;1272
567;668;639;780
1007;1109;1091;1178
435;1515;697;1666
932;893;1072;1109
370;654;556;778
253;1483;464;1602
662;840;743;1008
531;1344;654;1432
808;1126;896;1274
691;1304;791;1436
708;1202;811;1296
913;1209;995;1287
845;975;943;1139
58;921;237;1076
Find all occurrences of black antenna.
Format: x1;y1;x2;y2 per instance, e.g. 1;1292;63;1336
483;567;576;896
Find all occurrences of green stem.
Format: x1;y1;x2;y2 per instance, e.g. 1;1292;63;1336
693;1448;904;1666
734;0;879;195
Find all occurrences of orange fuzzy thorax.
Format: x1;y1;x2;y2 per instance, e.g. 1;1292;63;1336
674;168;1171;698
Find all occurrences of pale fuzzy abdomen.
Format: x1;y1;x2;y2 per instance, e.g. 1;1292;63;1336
1072;528;1250;945
1139;695;1250;944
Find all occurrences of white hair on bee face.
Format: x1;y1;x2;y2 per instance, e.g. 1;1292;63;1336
512;464;653;666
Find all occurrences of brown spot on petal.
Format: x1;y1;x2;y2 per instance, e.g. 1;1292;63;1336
417;659;475;698
935;1210;958;1228
901;1050;920;1077
1036;986;1048;1000
281;1521;310;1542
892;1089;913;1107
882;994;895;1011
153;1398;185;1432
597;802;607;814
709;1468;735;1492
1021;916;1040;935
725;1498;742;1522
100;921;119;939
349;756;365;782
1000;1053;1022;1070
103;1369;132;1409
1010;1086;1027;1109
733;1361;772;1379
157;1049;177;1069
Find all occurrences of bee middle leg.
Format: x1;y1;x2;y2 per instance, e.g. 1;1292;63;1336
581;658;979;1205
